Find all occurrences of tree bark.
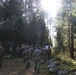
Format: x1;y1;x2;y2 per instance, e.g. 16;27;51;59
70;24;74;59
68;21;71;49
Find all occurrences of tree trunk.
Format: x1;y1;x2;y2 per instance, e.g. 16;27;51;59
70;24;74;59
68;22;71;49
69;1;74;59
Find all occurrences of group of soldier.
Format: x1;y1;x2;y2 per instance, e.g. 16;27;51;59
0;42;52;74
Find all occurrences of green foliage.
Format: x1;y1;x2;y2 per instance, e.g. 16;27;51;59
56;26;65;51
56;0;76;51
53;52;76;73
0;0;49;45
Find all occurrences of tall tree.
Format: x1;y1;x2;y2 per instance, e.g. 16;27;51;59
56;0;76;59
0;0;49;45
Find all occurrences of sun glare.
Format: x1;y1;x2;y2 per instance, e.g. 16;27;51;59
41;0;58;18
41;0;62;47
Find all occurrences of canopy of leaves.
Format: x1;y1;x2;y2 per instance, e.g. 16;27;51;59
0;0;49;46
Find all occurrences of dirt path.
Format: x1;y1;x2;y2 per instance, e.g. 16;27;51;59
24;61;35;75
16;60;35;75
0;58;35;75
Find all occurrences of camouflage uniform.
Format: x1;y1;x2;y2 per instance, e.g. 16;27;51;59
41;48;46;61
16;45;21;57
9;46;12;56
22;47;30;68
29;46;33;59
33;47;42;73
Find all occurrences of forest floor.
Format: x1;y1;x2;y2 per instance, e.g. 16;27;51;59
52;51;76;74
0;57;47;75
0;51;76;75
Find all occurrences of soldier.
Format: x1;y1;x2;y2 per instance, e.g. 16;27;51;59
41;47;46;62
16;45;21;57
0;42;5;68
20;44;26;57
9;46;13;56
22;46;30;68
29;46;33;59
33;46;42;73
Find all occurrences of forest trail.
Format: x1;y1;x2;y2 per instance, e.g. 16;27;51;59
17;60;35;75
24;61;35;75
0;58;35;75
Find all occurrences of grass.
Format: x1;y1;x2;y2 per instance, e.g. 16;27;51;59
38;50;76;75
52;51;76;73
